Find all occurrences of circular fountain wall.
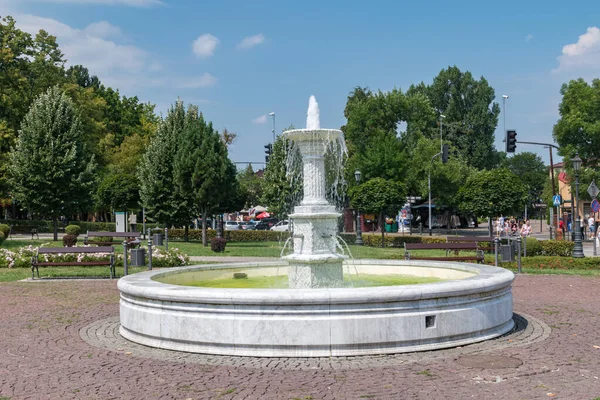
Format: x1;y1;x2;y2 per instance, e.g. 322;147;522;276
118;260;514;357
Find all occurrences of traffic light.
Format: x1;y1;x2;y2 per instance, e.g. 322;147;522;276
264;143;273;163
442;144;449;163
505;130;517;153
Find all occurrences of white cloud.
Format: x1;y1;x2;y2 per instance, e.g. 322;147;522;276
237;33;265;50
18;0;163;6
554;27;600;73
15;14;149;74
175;73;217;89
252;114;267;124
83;21;123;39
192;34;219;58
525;33;534;42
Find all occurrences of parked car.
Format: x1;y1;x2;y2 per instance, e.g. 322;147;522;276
255;218;279;230
224;221;240;231
271;220;291;232
238;221;257;230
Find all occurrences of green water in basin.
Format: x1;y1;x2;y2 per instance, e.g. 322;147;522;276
155;272;444;289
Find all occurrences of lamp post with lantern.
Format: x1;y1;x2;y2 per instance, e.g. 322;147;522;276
354;169;363;245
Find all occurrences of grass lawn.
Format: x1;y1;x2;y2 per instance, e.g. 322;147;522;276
1;238;599;283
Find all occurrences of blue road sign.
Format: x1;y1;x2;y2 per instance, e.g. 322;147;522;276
592;199;600;213
552;195;561;206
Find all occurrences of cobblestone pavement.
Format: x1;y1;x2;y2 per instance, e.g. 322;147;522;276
1;275;599;399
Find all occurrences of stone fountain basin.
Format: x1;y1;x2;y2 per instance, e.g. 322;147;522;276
118;260;514;358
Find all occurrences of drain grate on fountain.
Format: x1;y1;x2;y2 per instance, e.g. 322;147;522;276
455;355;523;369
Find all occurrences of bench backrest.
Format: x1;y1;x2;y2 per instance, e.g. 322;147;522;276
405;242;478;250
446;236;494;243
87;231;140;238
38;246;114;254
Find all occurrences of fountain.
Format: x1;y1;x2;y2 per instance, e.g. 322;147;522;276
118;96;515;357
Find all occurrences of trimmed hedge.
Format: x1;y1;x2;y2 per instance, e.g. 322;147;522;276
0;224;9;239
0;231;5;246
167;229;290;242
211;237;227;252
491;256;598;271
62;234;77;247
362;234;446;248
524;237;542;256
541;240;574;257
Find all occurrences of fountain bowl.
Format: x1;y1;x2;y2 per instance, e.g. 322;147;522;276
118;260;514;357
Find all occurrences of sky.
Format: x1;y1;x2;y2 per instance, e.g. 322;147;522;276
2;0;600;167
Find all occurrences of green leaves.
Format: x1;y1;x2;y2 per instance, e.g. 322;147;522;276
349;178;405;216
457;168;527;218
9;86;96;218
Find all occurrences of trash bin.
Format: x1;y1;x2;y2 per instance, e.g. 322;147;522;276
385;224;391;233
130;248;146;266
392;222;398;232
500;244;515;262
153;233;163;246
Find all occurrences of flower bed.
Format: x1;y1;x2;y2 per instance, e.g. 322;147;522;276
0;243;189;269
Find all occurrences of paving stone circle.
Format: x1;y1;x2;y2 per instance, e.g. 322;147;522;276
80;312;550;371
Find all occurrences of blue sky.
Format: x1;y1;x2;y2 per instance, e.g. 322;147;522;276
2;0;600;167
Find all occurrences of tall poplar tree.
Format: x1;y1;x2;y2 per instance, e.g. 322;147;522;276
138;100;189;228
9;86;96;240
174;106;240;246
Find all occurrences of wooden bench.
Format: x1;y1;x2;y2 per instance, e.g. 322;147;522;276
447;236;495;252
84;231;141;247
404;242;484;263
31;246;115;279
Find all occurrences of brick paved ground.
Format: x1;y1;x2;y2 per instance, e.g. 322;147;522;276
0;275;599;400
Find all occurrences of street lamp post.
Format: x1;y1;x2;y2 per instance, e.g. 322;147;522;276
572;153;584;258
439;114;445;153
502;95;509;136
269;112;276;143
354;169;363;245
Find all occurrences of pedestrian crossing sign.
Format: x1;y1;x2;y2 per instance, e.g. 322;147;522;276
552;195;561;206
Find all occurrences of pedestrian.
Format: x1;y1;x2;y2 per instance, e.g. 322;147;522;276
129;212;137;232
588;215;595;240
520;220;532;237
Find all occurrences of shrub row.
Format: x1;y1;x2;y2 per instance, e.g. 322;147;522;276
167;229;290;242
362;234;446;248
0;220;163;234
490;256;597;270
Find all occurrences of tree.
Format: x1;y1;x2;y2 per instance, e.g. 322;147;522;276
95;173;140;212
261;129;303;219
553;78;600;167
502;152;547;207
408;66;501;170
173;106;240;245
457;168;527;236
138;100;189;229
349;178;405;247
9;86;96;240
237;164;264;209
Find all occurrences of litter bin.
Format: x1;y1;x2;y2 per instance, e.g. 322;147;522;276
130;248;146;266
500;244;515;262
153;233;163;246
392;222;398;232
385;224;392;233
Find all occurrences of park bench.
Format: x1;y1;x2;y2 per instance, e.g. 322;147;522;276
84;231;141;247
404;242;484;263
31;246;115;279
447;236;495;252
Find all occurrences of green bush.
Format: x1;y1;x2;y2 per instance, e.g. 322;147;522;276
362;234;445;248
166;229;290;242
210;237;227;252
62;234;77;247
494;256;598;271
0;231;5;246
541;240;574;257
0;224;9;239
524;237;542;256
65;225;81;236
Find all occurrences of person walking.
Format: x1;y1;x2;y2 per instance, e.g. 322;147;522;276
520;220;532;237
588;215;595;240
